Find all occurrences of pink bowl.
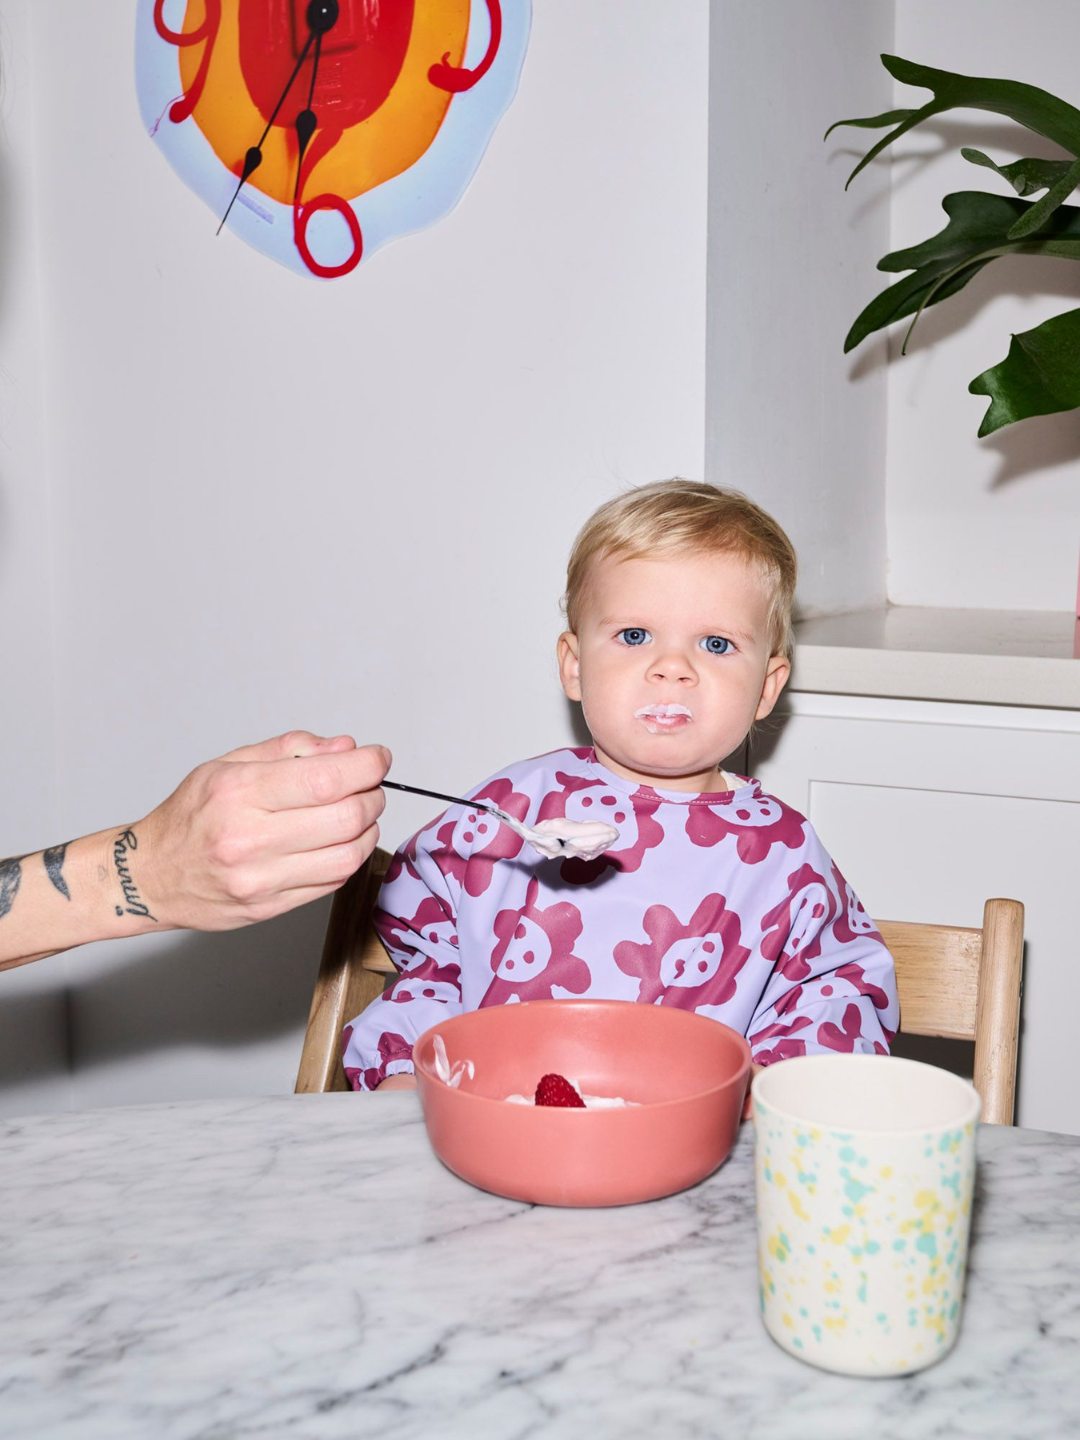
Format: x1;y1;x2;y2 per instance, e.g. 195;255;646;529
413;1000;751;1207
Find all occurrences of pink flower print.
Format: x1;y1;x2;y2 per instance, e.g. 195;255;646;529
749;1014;812;1066
346;1027;413;1092
380;895;457;964
686;789;805;865
834;960;892;1015
383;844;419;890
481;878;591;1005
613;894;751;1008
760;864;839;981
773;983;803;1017
817;1002;866;1054
831;865;883;945
538;770;664;883
432;778;530;898
380;957;461;1008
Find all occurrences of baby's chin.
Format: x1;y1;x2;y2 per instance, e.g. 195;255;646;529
592;737;732;791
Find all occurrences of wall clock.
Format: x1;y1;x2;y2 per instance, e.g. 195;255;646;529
136;0;530;278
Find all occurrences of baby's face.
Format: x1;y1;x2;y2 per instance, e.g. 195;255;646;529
558;549;789;792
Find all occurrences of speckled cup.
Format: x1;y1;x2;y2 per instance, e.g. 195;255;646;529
752;1055;981;1377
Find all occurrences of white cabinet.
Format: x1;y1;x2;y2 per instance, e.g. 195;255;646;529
750;692;1080;1136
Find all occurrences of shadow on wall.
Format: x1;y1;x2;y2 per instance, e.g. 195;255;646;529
0;986;69;1096
746;700;787;773
841;118;1080;488
565;699;590;748
34;897;333;1085
0;139;19;580
0;137;15;339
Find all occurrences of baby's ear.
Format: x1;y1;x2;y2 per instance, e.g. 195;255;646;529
557;631;582;701
754;654;790;721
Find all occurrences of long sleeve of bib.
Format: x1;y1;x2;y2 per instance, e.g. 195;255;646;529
744;827;898;1065
342;824;465;1091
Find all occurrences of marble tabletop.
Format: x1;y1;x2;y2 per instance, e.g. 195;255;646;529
0;1094;1077;1440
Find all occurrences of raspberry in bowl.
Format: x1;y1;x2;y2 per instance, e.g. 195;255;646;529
412;999;751;1207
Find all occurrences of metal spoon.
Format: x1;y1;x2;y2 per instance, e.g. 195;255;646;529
382;779;560;850
381;780;617;859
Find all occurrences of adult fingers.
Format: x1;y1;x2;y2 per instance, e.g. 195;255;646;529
239;828;381;903
219;731;357;764
236;879;355;926
254;743;392;813
259;790;387;856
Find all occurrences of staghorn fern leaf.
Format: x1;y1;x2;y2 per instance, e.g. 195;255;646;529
961;148;1076;197
835;55;1080;189
970;307;1080;434
1006;155;1080;237
845;192;1080;352
833;57;1080;434
823;108;914;140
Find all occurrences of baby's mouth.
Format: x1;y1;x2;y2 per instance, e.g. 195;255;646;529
635;703;693;734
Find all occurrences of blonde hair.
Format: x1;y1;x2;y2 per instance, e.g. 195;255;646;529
563;479;797;660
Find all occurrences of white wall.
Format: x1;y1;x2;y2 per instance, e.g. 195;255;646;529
0;1;708;1113
0;6;70;1116
706;0;894;618
886;0;1080;611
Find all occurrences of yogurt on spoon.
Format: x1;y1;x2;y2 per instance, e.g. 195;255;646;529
473;803;618;862
518;816;620;861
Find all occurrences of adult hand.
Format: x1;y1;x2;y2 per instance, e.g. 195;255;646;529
137;731;391;931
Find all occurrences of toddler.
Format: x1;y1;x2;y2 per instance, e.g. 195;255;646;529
344;480;898;1091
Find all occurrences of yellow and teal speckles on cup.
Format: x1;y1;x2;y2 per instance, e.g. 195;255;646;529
752;1055;982;1377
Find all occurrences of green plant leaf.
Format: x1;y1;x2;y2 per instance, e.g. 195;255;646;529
823;108;914;141
844;191;1080;351
961;147;1077;197
1006;154;1080;237
969;306;1080;434
831;55;1080;189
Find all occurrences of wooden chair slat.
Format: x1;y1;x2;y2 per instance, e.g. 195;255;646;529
295;848;392;1095
877;921;981;1041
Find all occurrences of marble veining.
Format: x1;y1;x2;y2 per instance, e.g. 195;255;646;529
0;1094;1077;1438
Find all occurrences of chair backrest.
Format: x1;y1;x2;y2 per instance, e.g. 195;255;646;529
877;898;1024;1126
295;846;395;1094
297;856;1024;1124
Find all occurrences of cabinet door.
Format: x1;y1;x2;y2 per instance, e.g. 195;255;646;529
751;694;1080;1136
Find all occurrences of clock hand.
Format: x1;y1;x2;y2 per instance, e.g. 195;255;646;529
218;1;338;236
217;27;313;233
293;29;324;203
294;2;340;201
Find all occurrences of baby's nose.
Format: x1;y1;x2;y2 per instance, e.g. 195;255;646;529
650;651;696;684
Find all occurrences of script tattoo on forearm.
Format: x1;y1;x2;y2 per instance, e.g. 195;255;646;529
111;828;156;921
43;844;71;901
0;856;25;919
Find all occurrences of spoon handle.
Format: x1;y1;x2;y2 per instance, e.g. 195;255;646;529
382;779;501;817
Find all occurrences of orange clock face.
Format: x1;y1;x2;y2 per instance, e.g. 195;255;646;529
138;0;530;277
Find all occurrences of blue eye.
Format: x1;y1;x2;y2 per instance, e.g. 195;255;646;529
700;635;733;656
618;627;650;647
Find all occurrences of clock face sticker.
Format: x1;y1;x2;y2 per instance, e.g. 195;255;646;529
137;1;530;278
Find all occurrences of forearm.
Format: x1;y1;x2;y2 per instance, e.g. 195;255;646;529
0;825;168;972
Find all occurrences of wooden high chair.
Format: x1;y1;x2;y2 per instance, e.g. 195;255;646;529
295;847;395;1095
877;900;1024;1125
295;852;1025;1125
